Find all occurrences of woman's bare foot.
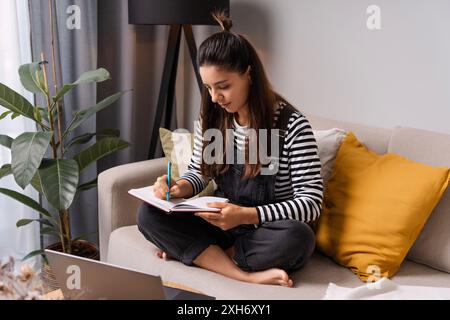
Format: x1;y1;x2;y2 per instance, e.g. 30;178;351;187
155;250;172;260
248;268;294;287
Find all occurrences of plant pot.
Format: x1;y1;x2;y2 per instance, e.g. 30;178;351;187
41;240;99;293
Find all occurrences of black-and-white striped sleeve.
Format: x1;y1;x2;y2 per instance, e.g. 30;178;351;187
256;112;324;224
178;119;211;195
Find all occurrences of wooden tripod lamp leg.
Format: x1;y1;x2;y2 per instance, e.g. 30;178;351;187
148;24;182;159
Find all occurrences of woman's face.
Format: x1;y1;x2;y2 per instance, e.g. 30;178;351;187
200;65;251;114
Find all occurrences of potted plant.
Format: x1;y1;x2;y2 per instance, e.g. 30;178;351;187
0;61;129;287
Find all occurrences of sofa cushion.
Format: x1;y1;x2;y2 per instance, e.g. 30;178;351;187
159;127;215;197
107;225;450;299
159;127;193;179
389;127;450;273
312;128;347;186
316;132;450;281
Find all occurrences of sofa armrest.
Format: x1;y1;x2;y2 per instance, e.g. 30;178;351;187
98;157;166;261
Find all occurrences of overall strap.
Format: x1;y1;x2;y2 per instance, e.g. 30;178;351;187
274;102;298;157
261;102;298;174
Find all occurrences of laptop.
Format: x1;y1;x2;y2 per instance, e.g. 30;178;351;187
45;249;214;300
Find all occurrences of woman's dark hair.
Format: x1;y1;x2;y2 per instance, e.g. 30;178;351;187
198;11;285;179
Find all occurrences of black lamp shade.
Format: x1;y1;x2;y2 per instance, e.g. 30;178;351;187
129;0;230;25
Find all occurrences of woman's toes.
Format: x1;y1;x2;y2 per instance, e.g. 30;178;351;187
155;250;171;260
155;250;168;259
281;278;294;287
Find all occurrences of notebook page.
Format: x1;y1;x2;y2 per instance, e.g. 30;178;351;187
175;196;229;210
128;186;186;212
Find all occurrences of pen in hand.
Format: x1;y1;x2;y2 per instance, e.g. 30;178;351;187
166;160;171;201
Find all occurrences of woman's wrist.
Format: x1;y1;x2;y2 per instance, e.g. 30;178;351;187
176;179;194;198
241;206;259;225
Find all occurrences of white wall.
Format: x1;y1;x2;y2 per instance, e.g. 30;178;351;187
179;0;450;135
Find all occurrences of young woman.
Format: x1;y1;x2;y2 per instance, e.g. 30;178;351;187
137;12;323;287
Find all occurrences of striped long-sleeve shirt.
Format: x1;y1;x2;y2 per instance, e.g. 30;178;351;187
179;102;324;224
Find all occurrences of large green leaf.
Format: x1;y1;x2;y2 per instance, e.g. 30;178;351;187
18;62;46;94
0;187;52;218
64;91;128;137
53;68;111;102
22;249;44;262
16;218;53;227
64;128;120;151
0;134;13;149
37;159;79;211
11;132;53;189
0;83;36;121
73;137;129;173
30;171;43;194
0;164;12;180
0;110;13;120
41;226;60;237
36;107;49;122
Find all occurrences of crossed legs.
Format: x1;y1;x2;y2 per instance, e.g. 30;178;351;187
138;204;315;287
156;245;293;287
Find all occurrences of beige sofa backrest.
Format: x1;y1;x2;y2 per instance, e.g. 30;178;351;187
306;113;392;155
389;127;450;273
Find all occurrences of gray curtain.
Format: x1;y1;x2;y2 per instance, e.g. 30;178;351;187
29;0;178;247
97;0;176;171
29;0;98;245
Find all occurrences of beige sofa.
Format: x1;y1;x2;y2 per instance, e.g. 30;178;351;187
98;114;450;299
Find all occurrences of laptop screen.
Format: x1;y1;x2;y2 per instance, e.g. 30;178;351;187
45;249;167;300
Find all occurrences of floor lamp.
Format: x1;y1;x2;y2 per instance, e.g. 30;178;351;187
128;0;230;159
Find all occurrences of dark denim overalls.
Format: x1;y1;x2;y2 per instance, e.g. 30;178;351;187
137;104;316;273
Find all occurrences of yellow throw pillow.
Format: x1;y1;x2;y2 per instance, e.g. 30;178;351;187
159;128;215;197
316;132;450;282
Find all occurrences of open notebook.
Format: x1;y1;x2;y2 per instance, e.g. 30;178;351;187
128;186;229;213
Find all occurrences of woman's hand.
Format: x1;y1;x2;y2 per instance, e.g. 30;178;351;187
195;203;258;230
152;174;184;200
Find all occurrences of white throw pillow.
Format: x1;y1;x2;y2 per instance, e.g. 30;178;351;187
312;128;347;186
170;131;193;177
159;128;216;197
